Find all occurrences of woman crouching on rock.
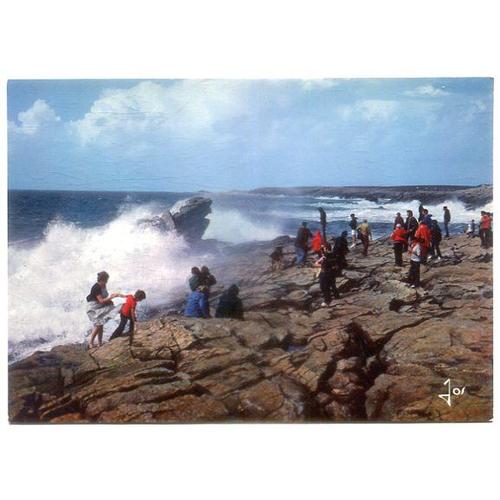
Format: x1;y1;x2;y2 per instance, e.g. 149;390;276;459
86;271;124;348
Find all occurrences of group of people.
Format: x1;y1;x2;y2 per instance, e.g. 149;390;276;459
86;271;146;348
184;266;244;320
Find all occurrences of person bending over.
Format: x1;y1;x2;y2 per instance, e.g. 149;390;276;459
215;284;244;320
109;290;146;344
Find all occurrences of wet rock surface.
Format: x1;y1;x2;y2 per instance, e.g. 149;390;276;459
9;234;492;423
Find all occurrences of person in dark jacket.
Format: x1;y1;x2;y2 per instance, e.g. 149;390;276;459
318;207;327;243
430;220;442;260
422;209;433;227
188;267;202;291
315;245;340;306
333;230;350;269
295;222;313;268
215;284;244;320
393;212;405;229
418;204;425;222
199;266;217;317
349;214;358;247
443;206;451;238
405;210;418;245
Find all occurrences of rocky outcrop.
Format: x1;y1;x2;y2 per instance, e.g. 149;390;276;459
247;185;493;209
9;234;492;423
139;196;212;242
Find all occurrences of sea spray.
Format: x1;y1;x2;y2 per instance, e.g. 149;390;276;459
8;205;203;361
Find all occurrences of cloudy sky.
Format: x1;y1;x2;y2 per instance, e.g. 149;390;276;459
8;78;493;192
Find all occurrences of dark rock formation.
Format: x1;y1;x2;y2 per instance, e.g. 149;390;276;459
139;196;212;242
9;234;492;423
245;185;492;209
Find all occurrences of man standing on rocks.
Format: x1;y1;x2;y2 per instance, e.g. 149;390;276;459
315;244;340;306
443;206;451;238
295;221;313;268
391;224;407;266
349;214;358;247
405;210;418;249
393;212;404;229
358;219;372;256
407;237;423;288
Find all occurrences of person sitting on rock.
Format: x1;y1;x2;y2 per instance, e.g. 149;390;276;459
315;244;340;307
390;224;408;267
215;284;244;320
333;231;350;269
199;266;217;317
109;290;146;344
184;288;209;318
188;267;202;291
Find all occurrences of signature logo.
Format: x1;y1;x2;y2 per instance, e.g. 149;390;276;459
438;378;466;407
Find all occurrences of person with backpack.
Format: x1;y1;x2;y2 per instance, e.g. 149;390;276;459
314;244;340;307
430;220;443;260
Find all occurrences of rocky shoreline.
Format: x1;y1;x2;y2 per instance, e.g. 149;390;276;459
9;233;493;423
241;185;493;209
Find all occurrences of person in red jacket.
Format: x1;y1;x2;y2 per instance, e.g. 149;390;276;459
414;222;432;263
480;211;492;248
311;230;323;256
391;224;408;266
109;289;146;344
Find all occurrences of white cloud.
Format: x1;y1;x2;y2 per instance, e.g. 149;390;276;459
404;84;449;97
301;79;339;91
70;80;252;145
9;99;60;135
339;99;398;121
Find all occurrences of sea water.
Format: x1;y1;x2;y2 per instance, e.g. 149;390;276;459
8;189;490;361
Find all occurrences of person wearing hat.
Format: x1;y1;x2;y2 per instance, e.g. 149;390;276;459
391;224;408;266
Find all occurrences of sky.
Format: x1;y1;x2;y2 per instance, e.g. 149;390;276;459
7;78;493;192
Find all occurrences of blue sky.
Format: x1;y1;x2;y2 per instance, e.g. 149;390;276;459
8;78;493;191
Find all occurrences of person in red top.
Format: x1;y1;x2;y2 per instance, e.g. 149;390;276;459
390;224;408;266
109;289;146;344
414;222;432;263
479;211;492;248
311;230;323;256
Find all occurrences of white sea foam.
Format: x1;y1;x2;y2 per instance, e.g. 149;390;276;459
203;208;283;243
8;205;200;361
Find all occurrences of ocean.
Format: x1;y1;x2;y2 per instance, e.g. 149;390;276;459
8;189;489;362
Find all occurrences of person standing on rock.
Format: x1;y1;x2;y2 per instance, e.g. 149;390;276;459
443;206;451;238
315;244;340;306
391;224;408;266
184;288;209;318
358;219;372;256
311;230;323;256
215;284;244;320
418;204;425;222
414;221;432;264
189;267;202;291
405;210;418;249
295;222;313;268
318;207;327;243
393;212;404;229
430;220;442;261
349;214;358;247
86;271;124;348
333;230;350;269
407;237;423;288
199;266;217;317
